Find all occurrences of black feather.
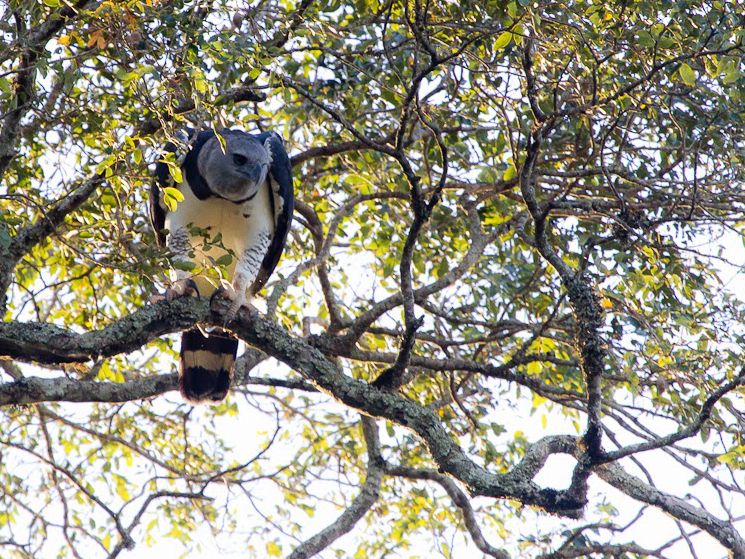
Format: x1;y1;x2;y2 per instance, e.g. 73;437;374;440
150;140;177;248
179;328;238;403
252;131;294;295
181;130;219;200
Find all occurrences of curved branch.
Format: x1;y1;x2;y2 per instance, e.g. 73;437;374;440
0;369;317;406
0;299;588;516
288;416;383;558
0;297;204;364
385;463;510;558
596;461;745;555
602;366;745;462
0;374;176;405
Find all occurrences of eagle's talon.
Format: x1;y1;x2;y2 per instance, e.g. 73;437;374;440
166;278;200;301
209;286;254;325
225;299;241;324
209;286;228;306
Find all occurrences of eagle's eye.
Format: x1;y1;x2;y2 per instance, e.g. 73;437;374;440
232;154;248;166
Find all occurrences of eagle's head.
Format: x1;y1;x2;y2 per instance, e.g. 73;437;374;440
197;131;270;202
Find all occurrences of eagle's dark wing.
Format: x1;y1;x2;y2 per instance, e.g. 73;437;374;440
251;131;294;295
150;141;177;248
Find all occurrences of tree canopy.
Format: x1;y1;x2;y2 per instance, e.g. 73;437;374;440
1;0;745;557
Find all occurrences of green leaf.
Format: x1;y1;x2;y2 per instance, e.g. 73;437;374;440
679;63;696;86
494;31;512;50
167;162;183;183
95;155;116;175
164;187;185;202
723;66;740;84
173;260;196;272
512;25;524;45
637;30;655;47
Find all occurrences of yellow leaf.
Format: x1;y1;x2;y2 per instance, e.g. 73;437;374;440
58;35;71;46
87;31;100;48
503;164;517;181
657;356;672;367
600;297;613;309
512;25;524;45
266;542;282;557
167;162;183;183
116;480;130;501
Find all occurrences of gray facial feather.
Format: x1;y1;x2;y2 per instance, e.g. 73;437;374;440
197;132;270;202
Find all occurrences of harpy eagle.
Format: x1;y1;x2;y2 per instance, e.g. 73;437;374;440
151;129;294;403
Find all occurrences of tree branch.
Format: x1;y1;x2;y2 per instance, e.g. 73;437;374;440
385;462;510;558
0;298;587;516
596;461;745;555
288;416;383;558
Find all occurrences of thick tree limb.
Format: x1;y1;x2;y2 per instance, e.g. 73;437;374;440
0;366;315;406
596;461;745;556
0;374;176;405
0;299;586;515
519;119;605;461
0;297;203;364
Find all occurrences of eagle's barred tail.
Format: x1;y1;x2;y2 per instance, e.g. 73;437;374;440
179;329;238;403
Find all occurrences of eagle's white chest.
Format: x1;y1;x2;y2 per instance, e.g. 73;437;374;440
165;179;274;294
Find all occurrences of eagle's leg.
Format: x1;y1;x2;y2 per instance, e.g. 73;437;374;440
212;229;271;323
166;226;200;300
